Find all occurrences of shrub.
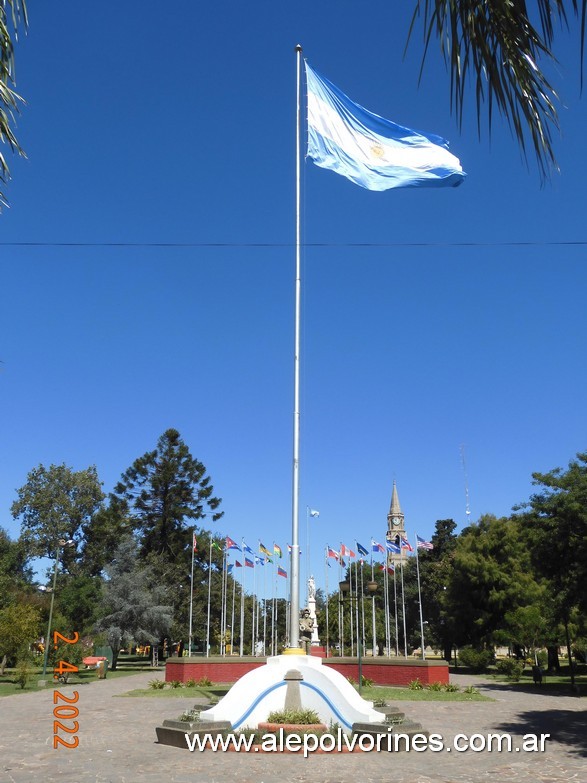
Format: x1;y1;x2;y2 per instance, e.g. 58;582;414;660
179;709;200;722
14;659;33;690
463;685;479;695
535;650;548;668
266;708;321;725
360;675;374;687
495;659;525;681
457;646;493;672
149;679;166;689
444;682;460;692
408;678;424;690
168;680;183;689
427;681;444;691
185;678;197;688
196;677;213;687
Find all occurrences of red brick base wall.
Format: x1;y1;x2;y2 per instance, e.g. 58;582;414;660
165;657;449;686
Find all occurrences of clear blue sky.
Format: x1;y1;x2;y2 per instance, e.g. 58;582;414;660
2;1;586;598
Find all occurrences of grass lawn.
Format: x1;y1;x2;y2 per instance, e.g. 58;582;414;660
115;680;490;702
360;685;492;702
487;669;586;694
0;654;164;697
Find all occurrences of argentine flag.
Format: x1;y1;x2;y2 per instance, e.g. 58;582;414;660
305;62;465;190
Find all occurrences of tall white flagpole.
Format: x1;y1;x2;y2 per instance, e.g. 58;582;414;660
239;543;246;657
400;549;408;657
370;543;377;656
393;567;399;656
383;562;390;657
188;530;195;655
324;548;329;657
288;43;303;652
230;566;237;656
206;537;213;657
415;535;426;660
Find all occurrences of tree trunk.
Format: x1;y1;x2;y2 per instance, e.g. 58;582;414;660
547;645;560;673
443;643;452;662
0;654;6;675
110;649;119;671
564;620;577;693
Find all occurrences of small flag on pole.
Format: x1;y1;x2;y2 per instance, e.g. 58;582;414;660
192;533;197;552
259;541;272;557
309;508;320;517
305;62;466;191
242;541;254;554
357;542;369;557
417;535;434;550
400;536;414;552
340;544;356;558
274;543;283;558
371;540;385;554
244;558;254;568
226;536;240;551
386;540;401;554
277;566;287;578
235;560;243;568
327;546;339;559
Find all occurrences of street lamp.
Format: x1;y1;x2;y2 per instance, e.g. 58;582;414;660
40;539;75;683
339;578;378;694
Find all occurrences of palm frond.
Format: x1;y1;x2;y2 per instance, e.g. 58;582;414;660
0;0;27;207
408;0;587;179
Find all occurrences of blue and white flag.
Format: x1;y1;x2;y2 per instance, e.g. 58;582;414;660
305;62;465;190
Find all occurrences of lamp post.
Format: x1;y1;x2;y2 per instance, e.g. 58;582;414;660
40;539;75;682
339;577;377;694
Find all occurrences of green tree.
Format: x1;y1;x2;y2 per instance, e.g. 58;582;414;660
0;527;32;606
79;496;133;577
95;537;173;670
0;601;40;673
409;0;587;176
112;429;223;562
413;519;458;661
445;514;542;648
0;0;27;206
517;451;587;686
11;463;105;571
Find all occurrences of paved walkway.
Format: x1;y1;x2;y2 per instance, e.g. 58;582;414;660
1;671;585;783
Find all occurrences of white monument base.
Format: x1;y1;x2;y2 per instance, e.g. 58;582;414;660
200;654;385;731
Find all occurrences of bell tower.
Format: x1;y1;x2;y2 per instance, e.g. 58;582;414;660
385;480;406;567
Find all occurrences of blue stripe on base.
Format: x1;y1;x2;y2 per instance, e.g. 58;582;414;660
231;678;356;731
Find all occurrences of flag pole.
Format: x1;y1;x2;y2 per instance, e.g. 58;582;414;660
324;547;330;657
239;540;246;657
287;43;303;653
415;535;426;660
188;529;195;656
206;537;213;657
400;549;408;657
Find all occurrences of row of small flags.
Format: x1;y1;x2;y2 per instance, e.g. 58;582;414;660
326;536;434;566
193;529;434;578
192;533;288;578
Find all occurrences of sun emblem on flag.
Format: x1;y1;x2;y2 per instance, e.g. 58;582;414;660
370;144;385;159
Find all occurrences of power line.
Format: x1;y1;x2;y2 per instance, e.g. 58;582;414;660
1;240;586;249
